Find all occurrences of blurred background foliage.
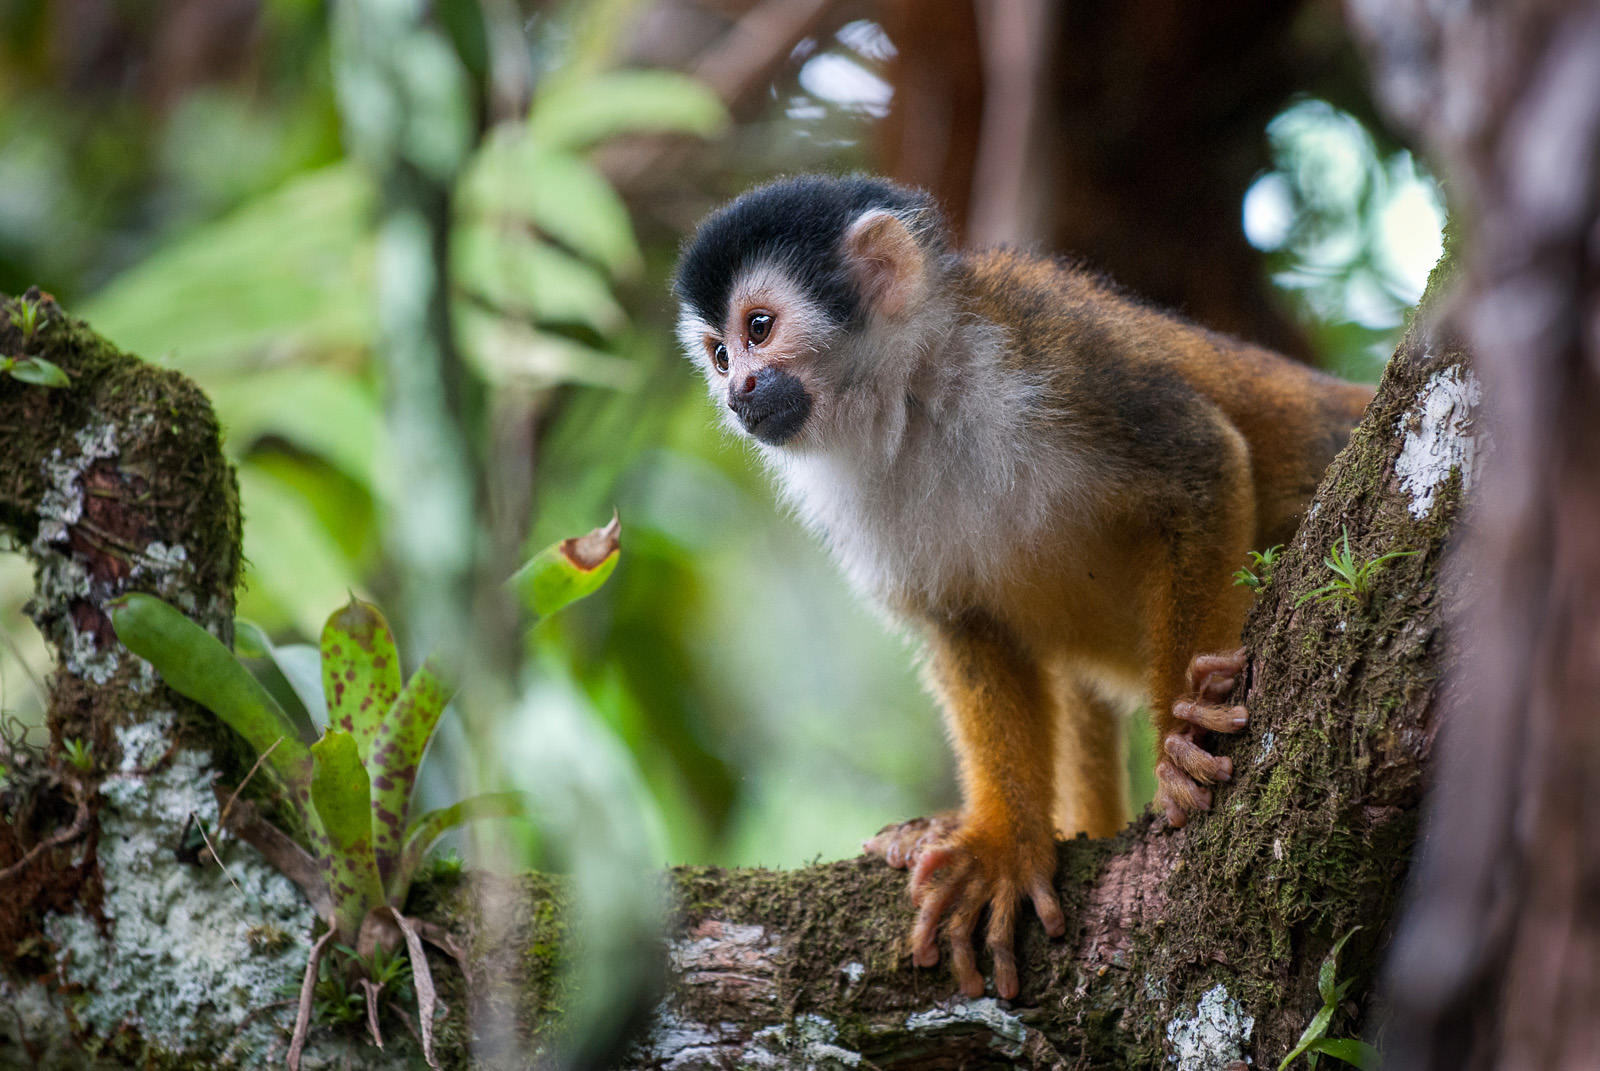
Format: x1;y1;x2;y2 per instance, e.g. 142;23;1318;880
0;0;1445;870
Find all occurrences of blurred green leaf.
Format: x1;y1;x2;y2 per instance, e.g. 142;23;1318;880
210;365;385;490
81;164;373;374
528;69;727;150
275;644;330;729
238;463;365;640
368;654;456;881
511;515;621;622
454;222;625;336
461;129;641;276
390;790;528;897
456;303;639;390
320;597;402;764
236;618;329;727
109;593;312;794
310;730;386;941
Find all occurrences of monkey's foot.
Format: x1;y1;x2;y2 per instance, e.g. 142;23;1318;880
862;812;961;870
1158;647;1249;827
892;823;1064;1000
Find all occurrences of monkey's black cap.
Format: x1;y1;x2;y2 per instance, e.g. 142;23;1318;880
674;174;942;329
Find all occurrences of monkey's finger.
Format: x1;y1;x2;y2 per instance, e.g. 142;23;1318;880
1188;648;1249;698
911;881;958;967
986;892;1020;1000
910;844;957;897
1165;732;1233;784
1029;880;1067;938
1156;759;1212;813
1173;701;1249;733
946;902;985;999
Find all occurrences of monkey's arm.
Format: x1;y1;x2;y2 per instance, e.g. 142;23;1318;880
903;611;1067;999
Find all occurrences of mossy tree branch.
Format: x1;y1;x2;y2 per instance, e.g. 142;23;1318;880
0;252;1473;1069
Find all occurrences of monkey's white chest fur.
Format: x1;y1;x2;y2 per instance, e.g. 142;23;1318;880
763;350;1090;613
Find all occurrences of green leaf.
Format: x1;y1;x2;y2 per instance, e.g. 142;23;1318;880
388;790;528;900
456;304;640;390
237;463;365;639
454;222;626;336
310;730;386;941
1320;927;1361;1004
81;164;374;376
528;69;727;150
460;130;641;276
1278;1005;1335;1071
367;655;457;884
320;597;402;765
7;357;70;387
209;365;385;490
1304;1039;1382;1070
510;514;621;621
235;619;329;728
110;593;312;797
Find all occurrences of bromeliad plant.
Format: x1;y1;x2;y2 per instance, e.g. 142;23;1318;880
110;514;621;1068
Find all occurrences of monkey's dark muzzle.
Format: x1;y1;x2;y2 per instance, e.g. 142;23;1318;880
729;366;812;445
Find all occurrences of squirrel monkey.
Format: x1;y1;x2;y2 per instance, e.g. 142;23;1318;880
673;176;1373;999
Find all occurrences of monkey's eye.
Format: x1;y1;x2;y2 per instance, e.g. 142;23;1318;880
747;312;774;345
712;342;729;373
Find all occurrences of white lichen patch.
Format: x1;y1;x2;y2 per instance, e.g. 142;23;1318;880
744;1014;863;1068
634;1008;729;1071
1394;365;1484;519
1255;731;1276;764
1165;984;1255;1071
906;997;1028;1057
30;417;124;683
46;714;320;1065
841;961;865;984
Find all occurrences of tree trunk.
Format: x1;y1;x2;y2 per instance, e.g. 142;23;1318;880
0;243;1474;1067
1344;2;1600;1067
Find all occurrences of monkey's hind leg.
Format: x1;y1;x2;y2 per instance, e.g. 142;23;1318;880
1050;671;1130;839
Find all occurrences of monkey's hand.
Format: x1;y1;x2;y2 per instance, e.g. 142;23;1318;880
1157;646;1249;827
867;815;1064;999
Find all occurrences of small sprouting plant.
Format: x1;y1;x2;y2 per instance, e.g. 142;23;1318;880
60;737;94;773
8;295;42;341
1278;927;1382;1069
2;296;68;388
1296;527;1417;609
111;514;621;1068
1233;544;1284;591
1;354;69;388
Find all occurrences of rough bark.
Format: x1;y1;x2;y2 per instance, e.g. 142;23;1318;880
0;245;1474;1068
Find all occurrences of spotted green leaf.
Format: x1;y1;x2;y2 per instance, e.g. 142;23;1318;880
321;597;402;765
310;730;386;942
511;514;620;622
367;654;457;883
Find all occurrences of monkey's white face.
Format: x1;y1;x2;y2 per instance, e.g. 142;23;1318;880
676;264;840;447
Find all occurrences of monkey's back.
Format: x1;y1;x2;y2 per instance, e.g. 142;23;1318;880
956;249;1374;548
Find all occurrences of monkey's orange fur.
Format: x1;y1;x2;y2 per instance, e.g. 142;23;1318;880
675;177;1373;1001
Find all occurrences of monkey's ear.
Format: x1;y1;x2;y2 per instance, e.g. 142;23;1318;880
843;210;927;320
